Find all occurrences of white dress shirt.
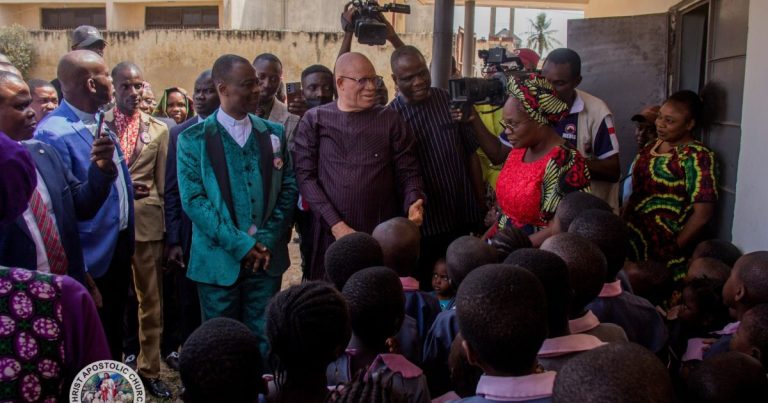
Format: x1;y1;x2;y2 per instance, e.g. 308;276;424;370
216;109;252;147
65;100;129;230
21;170;57;272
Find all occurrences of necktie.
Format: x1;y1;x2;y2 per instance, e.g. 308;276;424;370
29;190;68;275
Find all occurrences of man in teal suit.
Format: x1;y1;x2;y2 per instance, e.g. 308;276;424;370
177;55;297;356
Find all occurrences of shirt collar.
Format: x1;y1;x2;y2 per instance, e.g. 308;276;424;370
569;310;600;334
569;91;585;114
538;334;605;357
475;372;556;402
714;321;740;335
598;280;623;298
400;276;420;291
63;99;97;125
216;109;251;128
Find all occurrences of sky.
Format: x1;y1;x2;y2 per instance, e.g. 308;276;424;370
452;6;584;56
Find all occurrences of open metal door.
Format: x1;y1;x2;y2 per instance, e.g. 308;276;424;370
670;0;749;241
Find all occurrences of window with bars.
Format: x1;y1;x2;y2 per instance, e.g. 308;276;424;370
145;6;219;29
41;8;106;30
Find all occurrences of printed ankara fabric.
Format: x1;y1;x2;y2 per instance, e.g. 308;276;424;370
507;74;569;127
0;268;66;402
624;140;718;279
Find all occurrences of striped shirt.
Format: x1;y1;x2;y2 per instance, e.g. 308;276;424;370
390;88;483;237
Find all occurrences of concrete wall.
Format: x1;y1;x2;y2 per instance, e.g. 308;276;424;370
25;29;433;96
584;0;678;18
0;0;434;32
732;0;768;252
235;0;435;32
0;1;112;29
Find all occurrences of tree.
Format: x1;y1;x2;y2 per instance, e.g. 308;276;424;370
0;24;36;77
525;13;562;56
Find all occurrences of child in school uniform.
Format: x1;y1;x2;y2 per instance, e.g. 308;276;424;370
422;236;498;397
686;257;731;283
456;264;555;402
672;278;730;359
569;209;669;353
686;352;768;402
431;258;455;311
324;232;384;290
265;282;351;403
691;239;743;268
372;217;442;341
179;318;268;403
549;192;612;235
730;303;768;369
624;260;674;309
553;343;675;403
540;233;628;343
324;234;422;365
487;223;532;261
506;249;606;371
705;251;768;359
327;267;430;403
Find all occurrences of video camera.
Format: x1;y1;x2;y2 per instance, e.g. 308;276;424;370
349;0;410;46
449;47;529;120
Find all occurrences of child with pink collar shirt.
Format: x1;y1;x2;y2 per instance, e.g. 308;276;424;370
456;264;555;403
507;248;607;371
570;210;668;353
704;251;768;359
553;343;674;403
372;218;441;340
326;267;430;403
539;233;627;344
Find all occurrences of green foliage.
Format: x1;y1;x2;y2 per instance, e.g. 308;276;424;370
525;13;562;56
0;24;36;77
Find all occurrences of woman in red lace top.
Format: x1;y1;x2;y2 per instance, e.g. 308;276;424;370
494;74;591;246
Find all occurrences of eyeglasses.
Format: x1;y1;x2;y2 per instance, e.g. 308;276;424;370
339;75;384;89
499;118;533;131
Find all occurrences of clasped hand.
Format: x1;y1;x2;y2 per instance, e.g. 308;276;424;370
241;243;271;273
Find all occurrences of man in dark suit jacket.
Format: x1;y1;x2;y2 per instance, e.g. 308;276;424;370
160;69;220;368
0;71;117;286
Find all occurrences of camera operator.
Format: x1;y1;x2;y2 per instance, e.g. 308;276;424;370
339;1;405;56
389;45;486;290
453;48;620;212
453;47;540;208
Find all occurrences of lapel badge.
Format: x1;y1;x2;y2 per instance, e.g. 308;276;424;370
273;157;284;170
140;131;151;145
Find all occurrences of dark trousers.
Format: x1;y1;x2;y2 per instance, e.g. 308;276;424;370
295;208;314;280
95;229;133;361
123;278;140;357
161;268;201;355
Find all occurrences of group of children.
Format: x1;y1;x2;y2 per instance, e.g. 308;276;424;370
177;192;768;402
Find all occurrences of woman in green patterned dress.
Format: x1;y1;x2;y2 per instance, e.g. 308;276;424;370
623;90;718;280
